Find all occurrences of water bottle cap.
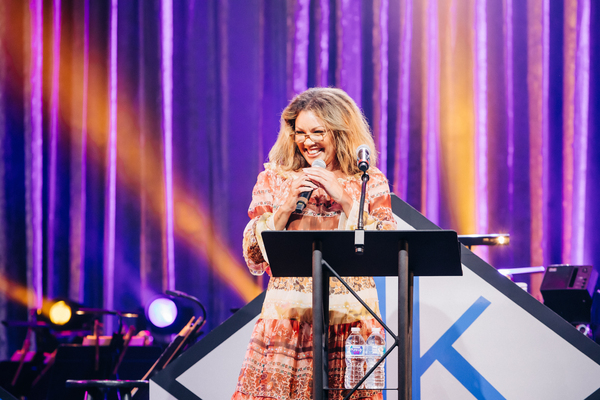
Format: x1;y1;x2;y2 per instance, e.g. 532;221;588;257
372;327;381;333
351;327;360;332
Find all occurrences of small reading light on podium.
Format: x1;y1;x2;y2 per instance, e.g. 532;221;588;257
457;234;510;250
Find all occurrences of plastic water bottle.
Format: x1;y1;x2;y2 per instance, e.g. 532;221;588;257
365;327;386;389
344;327;366;389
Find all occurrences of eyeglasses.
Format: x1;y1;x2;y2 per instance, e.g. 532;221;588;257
292;131;327;143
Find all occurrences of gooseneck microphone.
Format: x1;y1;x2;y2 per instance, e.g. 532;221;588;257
166;289;207;324
295;159;326;213
356;144;371;172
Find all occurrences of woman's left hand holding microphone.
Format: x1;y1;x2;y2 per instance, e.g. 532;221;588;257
302;166;353;216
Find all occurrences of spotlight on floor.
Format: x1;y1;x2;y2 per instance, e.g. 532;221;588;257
458;234;510;249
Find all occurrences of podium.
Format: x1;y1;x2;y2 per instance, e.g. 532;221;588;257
262;230;462;400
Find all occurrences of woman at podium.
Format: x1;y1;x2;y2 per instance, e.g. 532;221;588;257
232;87;396;400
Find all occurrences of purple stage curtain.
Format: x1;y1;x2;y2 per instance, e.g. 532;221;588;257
0;0;599;357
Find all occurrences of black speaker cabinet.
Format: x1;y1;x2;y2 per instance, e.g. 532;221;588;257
541;264;597;324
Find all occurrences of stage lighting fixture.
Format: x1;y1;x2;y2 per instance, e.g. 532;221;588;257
49;300;72;326
458;234;510;249
145;295;196;336
146;297;178;328
38;298;93;331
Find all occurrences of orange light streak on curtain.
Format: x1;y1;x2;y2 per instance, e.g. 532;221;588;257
172;197;261;302
0;275;37;309
527;0;547;267
0;274;74;320
95;115;261;301
0;0;262;308
98;101;261;300
562;0;577;263
13;6;262;304
116;110;261;300
437;0;476;233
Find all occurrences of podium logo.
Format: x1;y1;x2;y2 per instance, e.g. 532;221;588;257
414;294;506;400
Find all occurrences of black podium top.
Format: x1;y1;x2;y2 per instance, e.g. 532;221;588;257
262;230;462;278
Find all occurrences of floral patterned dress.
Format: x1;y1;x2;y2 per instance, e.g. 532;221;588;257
231;163;397;400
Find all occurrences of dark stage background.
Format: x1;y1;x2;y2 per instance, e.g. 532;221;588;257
0;0;599;358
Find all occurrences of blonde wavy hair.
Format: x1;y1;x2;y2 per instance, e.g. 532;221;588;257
268;87;377;176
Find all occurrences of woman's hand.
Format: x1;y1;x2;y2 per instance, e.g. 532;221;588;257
302;167;353;216
273;173;317;230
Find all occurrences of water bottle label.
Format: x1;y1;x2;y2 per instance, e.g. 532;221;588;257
366;345;385;356
346;345;364;357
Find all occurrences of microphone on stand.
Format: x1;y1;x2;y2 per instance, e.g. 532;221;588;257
356;144;371;172
295;159;326;213
355;145;371;253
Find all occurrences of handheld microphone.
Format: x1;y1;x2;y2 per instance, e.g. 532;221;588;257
356;144;371;172
295;159;326;213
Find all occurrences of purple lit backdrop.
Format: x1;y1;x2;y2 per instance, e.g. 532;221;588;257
0;0;599;358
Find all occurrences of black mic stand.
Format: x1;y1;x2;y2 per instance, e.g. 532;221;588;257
354;170;369;253
165;290;207;326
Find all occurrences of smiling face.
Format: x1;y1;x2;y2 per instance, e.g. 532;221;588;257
294;110;337;171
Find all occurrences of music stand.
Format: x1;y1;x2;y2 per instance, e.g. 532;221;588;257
33;345;161;400
262;230;462;400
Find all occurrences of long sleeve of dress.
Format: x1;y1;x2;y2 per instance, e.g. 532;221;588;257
242;168;278;276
